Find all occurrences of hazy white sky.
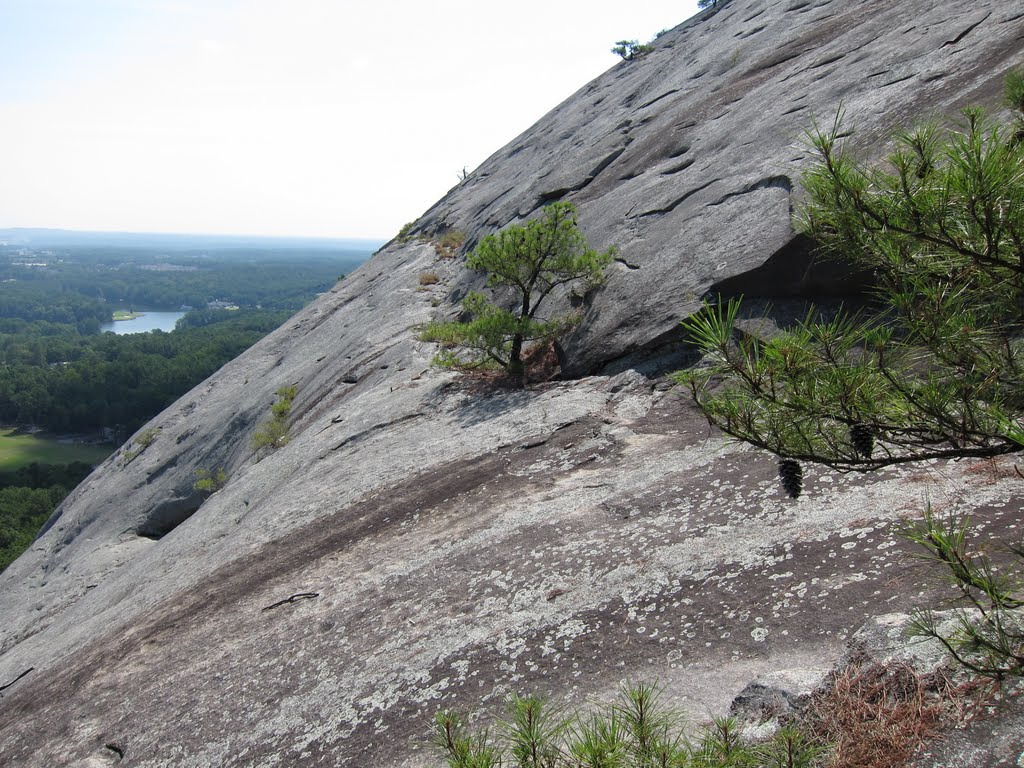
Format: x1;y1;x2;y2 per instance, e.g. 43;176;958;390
0;1;699;239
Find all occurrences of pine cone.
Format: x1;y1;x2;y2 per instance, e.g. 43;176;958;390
850;423;874;459
778;458;803;499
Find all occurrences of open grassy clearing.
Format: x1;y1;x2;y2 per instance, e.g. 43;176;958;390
0;428;112;471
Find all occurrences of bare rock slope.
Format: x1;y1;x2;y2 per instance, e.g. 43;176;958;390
2;1;1023;765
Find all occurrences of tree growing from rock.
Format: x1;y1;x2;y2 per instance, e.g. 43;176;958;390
678;80;1024;677
421;202;613;380
611;40;653;60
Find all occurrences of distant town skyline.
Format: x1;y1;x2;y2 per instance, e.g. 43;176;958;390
0;1;700;240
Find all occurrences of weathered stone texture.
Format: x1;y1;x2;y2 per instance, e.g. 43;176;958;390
1;0;1023;765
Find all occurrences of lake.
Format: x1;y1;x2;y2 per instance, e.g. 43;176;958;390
100;311;186;335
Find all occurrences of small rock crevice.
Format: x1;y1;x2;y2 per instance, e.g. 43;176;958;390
635;178;721;218
707;175;792;208
661;158;696;175
261;592;320;612
0;667;34;694
941;12;990;47
533;145;629;208
328;412;425;454
638;89;681;110
136;494;204;541
104;742;125;761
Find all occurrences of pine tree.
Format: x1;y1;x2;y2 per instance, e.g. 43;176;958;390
420;203;614;381
678;75;1024;677
678;103;1024;474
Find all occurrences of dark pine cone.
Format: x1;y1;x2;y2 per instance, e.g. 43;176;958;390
850;423;874;459
778;458;803;499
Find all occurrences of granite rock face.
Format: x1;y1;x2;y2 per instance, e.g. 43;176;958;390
414;0;1024;376
1;0;1023;765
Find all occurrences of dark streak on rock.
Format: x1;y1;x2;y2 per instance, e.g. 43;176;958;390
747;46;806;74
517;439;548;451
614;258;641;271
668;143;692;159
145;457;179;485
738;24;768;39
532;146;628;210
809;52;846;69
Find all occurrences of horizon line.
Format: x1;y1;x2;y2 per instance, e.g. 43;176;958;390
0;225;389;244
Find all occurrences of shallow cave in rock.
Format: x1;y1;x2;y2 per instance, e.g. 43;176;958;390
135;494;203;541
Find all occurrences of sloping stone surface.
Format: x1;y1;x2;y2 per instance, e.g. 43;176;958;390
415;0;1024;376
1;0;1023;765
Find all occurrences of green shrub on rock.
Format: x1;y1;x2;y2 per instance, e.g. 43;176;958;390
251;386;297;455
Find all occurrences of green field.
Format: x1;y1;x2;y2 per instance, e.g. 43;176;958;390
0;428;113;471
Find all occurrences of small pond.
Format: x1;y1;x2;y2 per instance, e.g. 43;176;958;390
100;311;186;335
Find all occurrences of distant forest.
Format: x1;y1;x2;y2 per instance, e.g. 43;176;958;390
0;242;372;434
0;245;369;328
0;237;376;571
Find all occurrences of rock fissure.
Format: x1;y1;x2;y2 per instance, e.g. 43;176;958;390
707;174;793;207
638;89;681;110
635;178;721;218
327;412;426;454
941;12;992;47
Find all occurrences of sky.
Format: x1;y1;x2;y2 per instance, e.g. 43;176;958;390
0;1;700;240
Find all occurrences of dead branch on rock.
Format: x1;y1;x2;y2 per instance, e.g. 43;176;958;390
261;592;320;612
0;667;34;693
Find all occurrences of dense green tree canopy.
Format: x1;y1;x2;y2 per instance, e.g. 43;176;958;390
0;309;290;434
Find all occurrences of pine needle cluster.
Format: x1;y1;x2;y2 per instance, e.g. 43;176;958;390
432;684;827;768
678;97;1024;478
